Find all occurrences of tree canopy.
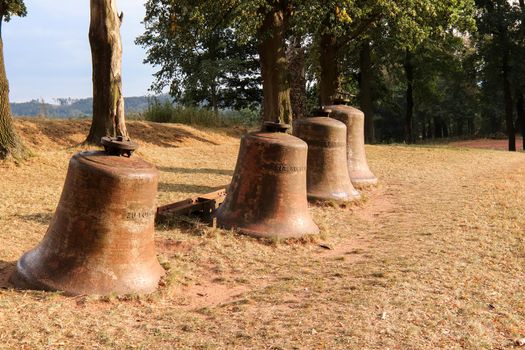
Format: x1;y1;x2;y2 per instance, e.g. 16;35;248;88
139;0;525;150
0;0;26;21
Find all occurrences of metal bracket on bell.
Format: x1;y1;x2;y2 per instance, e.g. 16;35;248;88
262;122;291;133
313;108;332;118
101;136;139;157
334;90;353;105
333;98;351;105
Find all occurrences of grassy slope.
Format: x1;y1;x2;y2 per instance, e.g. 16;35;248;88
0;119;523;349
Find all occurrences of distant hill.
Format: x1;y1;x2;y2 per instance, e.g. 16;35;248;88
11;95;171;118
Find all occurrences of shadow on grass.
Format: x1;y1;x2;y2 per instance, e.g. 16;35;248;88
128;122;222;148
15;119;227;149
159;167;234;177
158;182;226;194
16;118;89;148
0;261;16;289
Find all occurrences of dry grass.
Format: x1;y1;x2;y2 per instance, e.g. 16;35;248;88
0;119;524;349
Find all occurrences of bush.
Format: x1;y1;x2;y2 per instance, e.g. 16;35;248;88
144;99;259;128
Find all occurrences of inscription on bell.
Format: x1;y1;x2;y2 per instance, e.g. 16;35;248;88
126;209;156;220
264;164;307;173
303;140;346;148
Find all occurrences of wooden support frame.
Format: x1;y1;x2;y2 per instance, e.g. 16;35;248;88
156;187;228;227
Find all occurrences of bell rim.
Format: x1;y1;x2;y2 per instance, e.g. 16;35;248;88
307;189;362;203
10;251;166;296
216;222;320;240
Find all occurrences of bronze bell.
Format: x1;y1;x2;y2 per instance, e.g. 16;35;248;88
10;137;165;296
215;122;319;239
293;111;361;203
326;101;378;188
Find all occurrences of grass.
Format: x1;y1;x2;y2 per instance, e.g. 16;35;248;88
144;100;260;128
0;119;524;349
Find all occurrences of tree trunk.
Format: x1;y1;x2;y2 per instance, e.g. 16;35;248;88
404;51;414;144
502;49;516;152
456;119;464;137
359;41;375;144
517;90;525;150
319;32;338;106
421;113;427;140
0;20;27;160
211;80;219;118
86;0;128;145
518;0;525;150
258;6;292;124
467;118;474;136
287;36;307;119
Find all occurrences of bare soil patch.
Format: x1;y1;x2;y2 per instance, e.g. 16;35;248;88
0;120;523;349
448;137;524;151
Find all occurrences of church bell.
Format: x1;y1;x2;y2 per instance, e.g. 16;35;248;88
215;123;319;239
325;101;378;188
10;137;165;296
293;111;361;203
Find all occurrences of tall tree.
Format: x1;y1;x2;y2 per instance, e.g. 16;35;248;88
475;0;519;151
359;41;375;143
137;1;261;113
86;0;128;145
308;0;475;143
0;0;28;160
516;0;525;150
140;0;296;124
258;1;292;123
319;29;339;106
287;36;307;119
388;1;475;143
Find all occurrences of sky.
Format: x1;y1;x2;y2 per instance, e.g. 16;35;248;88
3;0;155;103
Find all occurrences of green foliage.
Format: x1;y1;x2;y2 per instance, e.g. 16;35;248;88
144;99;259;127
473;0;524;139
137;0;262;112
0;0;26;21
136;0;524;144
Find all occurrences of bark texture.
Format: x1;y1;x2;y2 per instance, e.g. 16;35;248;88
86;0;128;145
517;90;525;150
404;51;414;144
359;41;375;144
287;37;307;119
0;22;27;160
258;6;292;124
502;49;516;152
319;33;338;106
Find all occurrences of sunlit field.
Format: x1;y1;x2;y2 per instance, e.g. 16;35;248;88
0;119;523;349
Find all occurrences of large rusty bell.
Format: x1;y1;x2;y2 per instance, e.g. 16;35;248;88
293;110;361;203
10;137;165;296
215;122;319;239
325;100;378;188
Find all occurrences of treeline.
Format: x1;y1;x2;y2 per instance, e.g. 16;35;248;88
11;96;169;118
138;0;525;149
